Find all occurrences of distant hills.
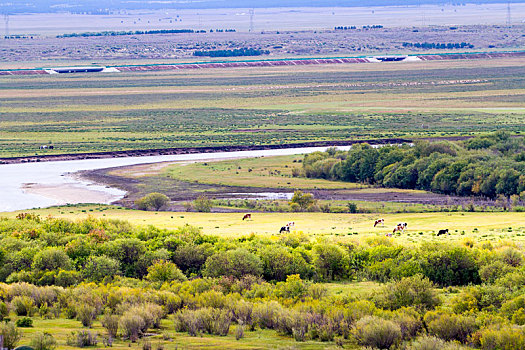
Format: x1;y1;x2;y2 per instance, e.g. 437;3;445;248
2;0;524;14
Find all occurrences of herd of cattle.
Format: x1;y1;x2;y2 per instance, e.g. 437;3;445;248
241;214;449;237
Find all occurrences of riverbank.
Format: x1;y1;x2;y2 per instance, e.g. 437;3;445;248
0;138;412;165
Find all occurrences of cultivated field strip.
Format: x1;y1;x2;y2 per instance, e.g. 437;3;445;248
1;51;524;76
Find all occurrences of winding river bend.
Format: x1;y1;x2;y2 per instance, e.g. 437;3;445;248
0;145;356;212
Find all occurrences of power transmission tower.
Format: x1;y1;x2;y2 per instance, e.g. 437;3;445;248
506;2;511;27
249;9;254;32
4;14;8;38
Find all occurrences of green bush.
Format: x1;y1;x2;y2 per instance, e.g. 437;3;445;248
11;295;35;316
312;243;349;281
479;326;525;350
203;248;262;279
66;330;98;347
135;193;169;211
420;245;480;286
424;311;477;343
30;332;57;350
193;195;212;212
15;316;33;327
101;313;119;338
76;304;96;328
373;275;441;311
352;315;402;349
0;301;8;321
82;255;120;282
32;247;72;272
119;313;145;342
0;322;22;350
146;260;186;283
406;335;465;350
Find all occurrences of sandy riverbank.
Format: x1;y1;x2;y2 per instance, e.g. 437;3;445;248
22;183;122;206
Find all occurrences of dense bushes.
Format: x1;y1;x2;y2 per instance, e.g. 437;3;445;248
0;216;525;348
302;133;525;200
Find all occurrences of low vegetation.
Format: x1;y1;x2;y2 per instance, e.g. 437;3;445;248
0;214;525;348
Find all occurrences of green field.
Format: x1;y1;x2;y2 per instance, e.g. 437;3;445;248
1;58;524;157
5;205;524;243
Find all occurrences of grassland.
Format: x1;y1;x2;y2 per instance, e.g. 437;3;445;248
5;205;524;244
161;155;365;190
1;58;524;158
15;317;343;350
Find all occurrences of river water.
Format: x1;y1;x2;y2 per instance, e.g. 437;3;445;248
0;145;355;212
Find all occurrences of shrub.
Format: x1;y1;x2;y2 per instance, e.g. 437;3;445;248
424;311;477;343
420;246;480;286
193;195;212;212
312;243;349;281
479;260;513;284
119;313;145;341
373;275;441;311
0;322;22;350
66;330;98;347
31;332;57;350
102;313;119;338
135;193;169;211
174;308;231;337
289;190;316;211
76;304;96;328
235;323;245;340
11;295;35;316
173;243;213;275
55;269;80;287
15;317;33;327
82;255;120;282
146;260;186;283
406;335;466;350
352;316;402;349
32;247;72;271
500;247;523;267
479;326;525;350
203;248;262;279
393;308;423;340
0;301;9;321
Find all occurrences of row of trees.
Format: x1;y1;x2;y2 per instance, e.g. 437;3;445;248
57;29;202;38
302;133;525;200
402;42;474;49
193;48;270;57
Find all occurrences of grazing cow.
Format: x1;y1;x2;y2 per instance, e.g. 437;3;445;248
279;226;290;234
374;218;385;227
437;229;449;236
286;221;295;228
242;214;251;221
393;222;408;234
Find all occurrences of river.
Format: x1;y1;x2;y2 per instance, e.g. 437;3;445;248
0;145;355;212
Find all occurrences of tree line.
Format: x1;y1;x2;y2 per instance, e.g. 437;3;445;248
57;29;206;38
301;132;525;201
193;48;270;57
402;42;474;49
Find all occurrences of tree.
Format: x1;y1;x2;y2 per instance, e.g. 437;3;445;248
313;244;349;281
82;255;121;282
203;248;262;278
193;195;212;212
32;247;72;272
146;260;186;282
289;190;316;211
135;192;169;211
